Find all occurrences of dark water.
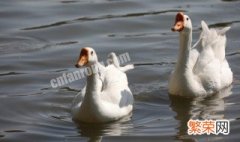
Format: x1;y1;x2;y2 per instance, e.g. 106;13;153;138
0;0;240;142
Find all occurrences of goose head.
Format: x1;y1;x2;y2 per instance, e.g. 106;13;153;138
171;12;192;32
75;47;98;68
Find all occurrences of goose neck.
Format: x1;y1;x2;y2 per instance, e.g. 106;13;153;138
176;30;192;70
85;63;103;96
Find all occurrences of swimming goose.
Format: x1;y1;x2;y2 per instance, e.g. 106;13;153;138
72;47;134;123
168;12;233;96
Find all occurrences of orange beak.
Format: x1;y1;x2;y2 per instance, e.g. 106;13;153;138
75;48;88;68
171;12;184;32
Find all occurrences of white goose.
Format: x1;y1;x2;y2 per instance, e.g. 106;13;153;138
72;47;134;123
169;12;233;96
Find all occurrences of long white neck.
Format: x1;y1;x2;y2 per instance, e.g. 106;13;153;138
85;63;103;99
176;30;192;72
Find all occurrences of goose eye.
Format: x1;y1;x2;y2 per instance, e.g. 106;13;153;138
91;51;93;55
186;18;189;21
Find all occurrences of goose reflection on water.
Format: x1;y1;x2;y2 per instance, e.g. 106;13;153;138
72;114;132;142
169;86;232;141
69;82;232;142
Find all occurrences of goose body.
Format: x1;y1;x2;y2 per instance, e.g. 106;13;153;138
72;47;134;123
169;12;233;96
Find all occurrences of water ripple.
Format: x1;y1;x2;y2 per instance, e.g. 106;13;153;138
0;72;25;77
227;51;240;56
209;20;240;28
22;9;186;30
134;61;175;67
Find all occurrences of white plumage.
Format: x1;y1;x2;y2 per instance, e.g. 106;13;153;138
169;12;233;96
72;47;134;123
